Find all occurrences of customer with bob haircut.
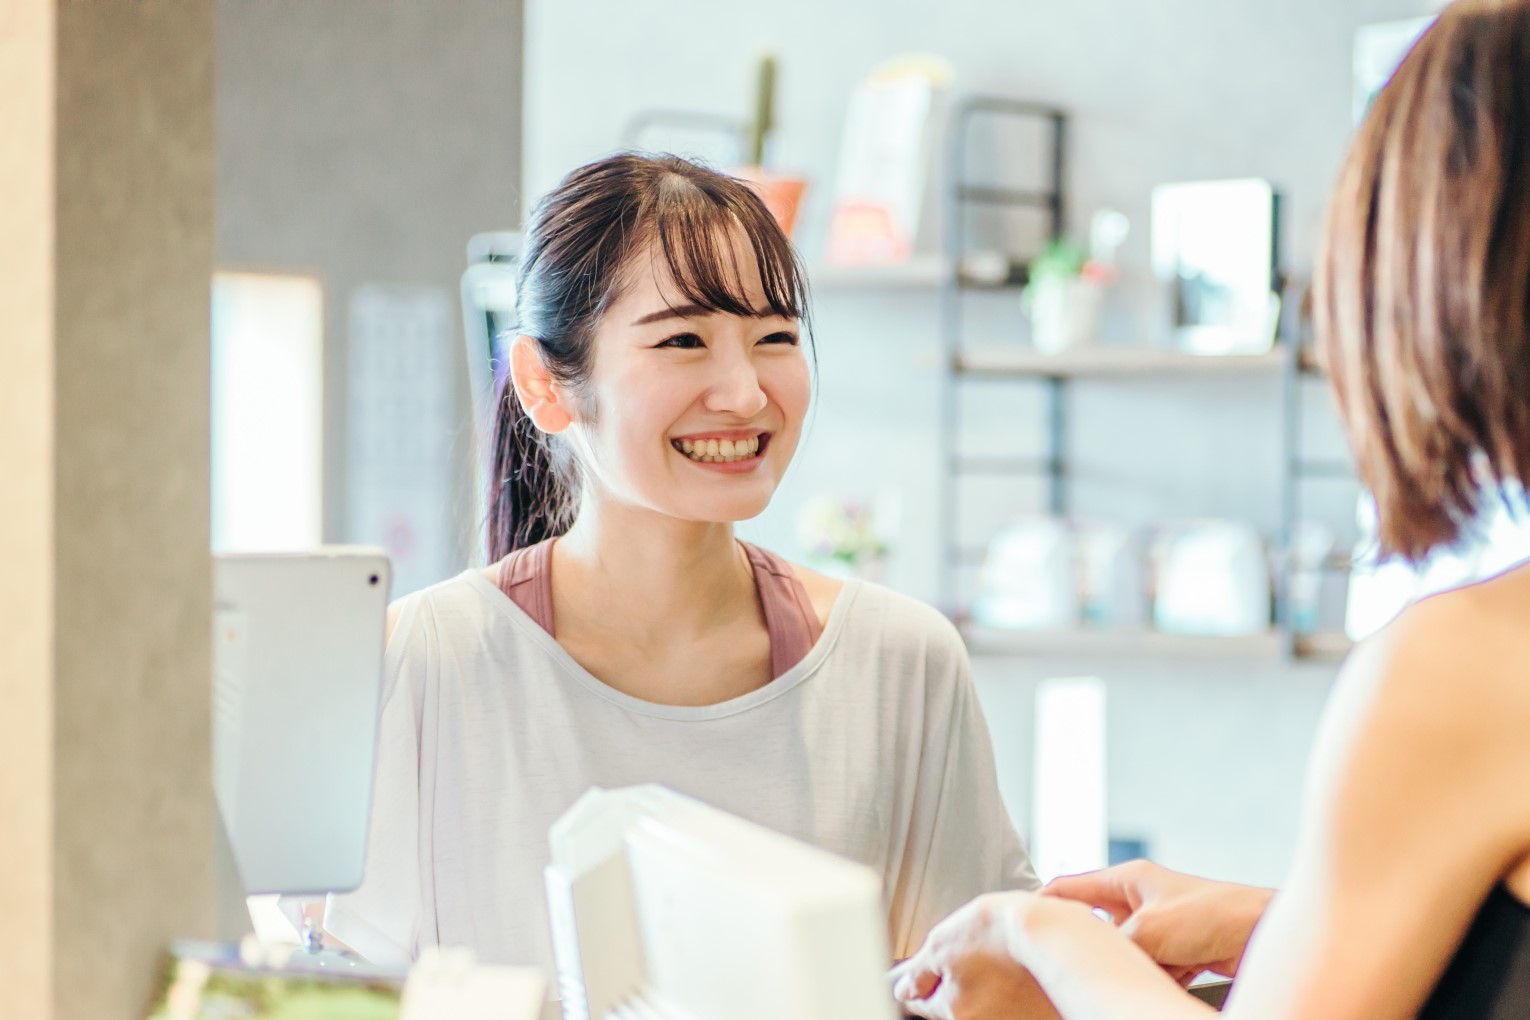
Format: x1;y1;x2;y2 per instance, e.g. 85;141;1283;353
893;1;1530;1017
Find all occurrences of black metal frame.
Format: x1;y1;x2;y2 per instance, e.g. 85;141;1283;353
1276;283;1356;659
936;96;1070;611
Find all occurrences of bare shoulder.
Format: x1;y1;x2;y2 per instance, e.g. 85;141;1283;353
1380;561;1530;713
1325;561;1530;828
787;561;844;630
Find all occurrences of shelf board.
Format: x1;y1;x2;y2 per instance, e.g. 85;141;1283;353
955;345;1289;379
810;257;951;290
963;625;1282;660
963;624;1352;663
1292;631;1355;663
810;256;1026;292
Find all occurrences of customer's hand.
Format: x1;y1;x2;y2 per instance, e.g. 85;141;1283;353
1043;860;1273;983
890;893;1062;1020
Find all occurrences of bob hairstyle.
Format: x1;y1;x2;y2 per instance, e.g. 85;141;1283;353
1315;0;1530;561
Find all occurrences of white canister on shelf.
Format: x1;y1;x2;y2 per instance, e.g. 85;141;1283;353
1286;520;1336;635
1152;520;1271;637
1076;520;1145;628
1024;275;1104;354
972;517;1080;631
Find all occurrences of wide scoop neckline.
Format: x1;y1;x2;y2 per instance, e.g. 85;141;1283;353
459;567;861;721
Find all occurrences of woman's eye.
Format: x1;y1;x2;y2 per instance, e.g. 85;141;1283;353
657;332;705;350
759;331;800;346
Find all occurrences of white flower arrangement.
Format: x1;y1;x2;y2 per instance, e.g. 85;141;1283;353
796;495;890;577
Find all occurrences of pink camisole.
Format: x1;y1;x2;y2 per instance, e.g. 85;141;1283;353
496;540;822;679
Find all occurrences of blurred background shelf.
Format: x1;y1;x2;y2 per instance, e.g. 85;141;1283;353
1290;631;1355;663
810;255;1029;292
954;345;1290;379
963;624;1354;663
810;256;951;290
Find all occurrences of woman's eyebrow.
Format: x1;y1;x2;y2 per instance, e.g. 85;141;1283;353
630;303;784;327
631;303;709;327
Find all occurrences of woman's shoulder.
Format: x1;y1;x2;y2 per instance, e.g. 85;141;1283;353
785;560;844;630
384;568;500;649
777;561;965;663
1333;560;1530;778
379;567;538;704
1293;562;1530;923
1382;560;1530;700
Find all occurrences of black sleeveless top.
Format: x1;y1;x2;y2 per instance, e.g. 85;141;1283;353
1419;883;1530;1018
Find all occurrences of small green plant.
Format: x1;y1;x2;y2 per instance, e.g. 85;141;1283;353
1027;240;1088;282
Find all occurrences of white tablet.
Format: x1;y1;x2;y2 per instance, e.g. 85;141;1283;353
213;548;391;897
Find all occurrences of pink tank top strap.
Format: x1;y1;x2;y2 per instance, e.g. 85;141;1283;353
497;539;557;636
495;539;822;679
741;542;823;679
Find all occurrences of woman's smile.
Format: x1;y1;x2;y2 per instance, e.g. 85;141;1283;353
669;429;772;471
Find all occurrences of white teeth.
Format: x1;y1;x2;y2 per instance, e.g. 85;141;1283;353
675;435;764;464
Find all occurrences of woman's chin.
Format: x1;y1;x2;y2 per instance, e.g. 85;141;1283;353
659;490;777;525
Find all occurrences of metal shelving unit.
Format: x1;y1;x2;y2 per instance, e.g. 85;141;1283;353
937;95;1069;611
945;311;1354;663
935;98;1353;662
1277;286;1357;662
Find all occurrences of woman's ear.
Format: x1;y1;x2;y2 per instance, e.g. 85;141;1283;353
509;335;574;434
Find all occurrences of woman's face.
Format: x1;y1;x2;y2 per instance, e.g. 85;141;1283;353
567;235;810;525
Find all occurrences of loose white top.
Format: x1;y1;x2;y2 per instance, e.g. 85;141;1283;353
327;569;1038;970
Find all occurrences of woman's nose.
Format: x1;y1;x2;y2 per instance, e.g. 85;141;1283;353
703;352;768;417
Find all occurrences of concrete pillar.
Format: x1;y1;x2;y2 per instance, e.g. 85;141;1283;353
0;2;217;1017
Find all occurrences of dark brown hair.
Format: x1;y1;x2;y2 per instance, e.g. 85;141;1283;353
1315;0;1530;561
488;153;810;560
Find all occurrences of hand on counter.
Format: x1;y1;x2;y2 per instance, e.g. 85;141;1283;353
890;892;1063;1020
1044;860;1274;985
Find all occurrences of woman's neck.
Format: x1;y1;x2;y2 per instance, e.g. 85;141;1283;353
551;498;757;643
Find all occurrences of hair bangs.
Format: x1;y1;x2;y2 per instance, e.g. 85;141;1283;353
643;171;808;323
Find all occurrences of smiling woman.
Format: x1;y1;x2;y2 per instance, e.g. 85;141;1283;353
504;197;810;544
489;154;812;556
322;153;1039;983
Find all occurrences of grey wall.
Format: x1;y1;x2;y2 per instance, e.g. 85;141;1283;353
4;3;219;1016
523;0;1444;883
973;656;1337;887
218;0;524;568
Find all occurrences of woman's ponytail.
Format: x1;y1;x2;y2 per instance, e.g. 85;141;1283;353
486;373;574;560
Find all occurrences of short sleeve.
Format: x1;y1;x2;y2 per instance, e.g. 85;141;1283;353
890;615;1040;957
323;592;435;965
